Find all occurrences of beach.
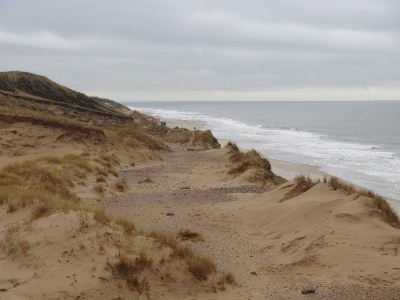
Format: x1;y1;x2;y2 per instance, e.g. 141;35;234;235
1;82;399;299
164;117;330;181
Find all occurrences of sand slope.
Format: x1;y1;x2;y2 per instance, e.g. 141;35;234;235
96;145;400;299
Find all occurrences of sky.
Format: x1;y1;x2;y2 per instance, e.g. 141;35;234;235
1;0;400;101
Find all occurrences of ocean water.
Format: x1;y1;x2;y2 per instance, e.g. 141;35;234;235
128;101;400;207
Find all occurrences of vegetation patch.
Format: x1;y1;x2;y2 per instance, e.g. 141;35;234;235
93;184;106;195
93;207;111;225
117;127;169;151
191;130;221;149
217;272;237;290
226;142;285;185
164;127;192;144
149;231;218;280
116;217;135;235
110;253;152;294
327;177;400;228
0;158;83;220
113;179;129;192
0;225;30;256
178;228;204;242
281;175;316;201
187;254;217;280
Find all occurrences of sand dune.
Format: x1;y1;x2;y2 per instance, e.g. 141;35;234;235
1;72;399;299
92;144;400;299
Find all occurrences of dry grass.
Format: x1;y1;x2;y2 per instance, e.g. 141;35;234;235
0;225;30;256
164;127;192;144
107;167;119;177
96;176;106;183
191;130;221;149
99;154;121;167
226;142;285;185
117;127;169;151
0;102;104;134
31;202;52;220
93;184;106;195
116;217;135;235
95;167;108;177
61;154;93;172
328;177;357;194
178;228;204;241
110;253;152;293
327;177;399;228
149;231;217;280
224;272;236;285
7;203;17;213
126;276;150;294
187;255;217;281
364;192;400;228
164;127;220;149
217;272;236;290
93;207;111;225
113;179;129;192
281;175;316;201
112;253;153;276
149;231;179;250
0;157;83;220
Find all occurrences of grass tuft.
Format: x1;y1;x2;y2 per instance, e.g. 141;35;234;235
177;228;204;241
118;127;169;151
0;157;82;220
93;184;106;195
96;176;106;183
111;253;152;294
7;203;17;213
149;231;217;280
327;177;399;228
281;175;316;201
191;130;221;149
187;255;217;281
113;179;129;192
226;142;285;185
224;272;236;285
0;225;30;256
93;207;111;225
116;217;135;235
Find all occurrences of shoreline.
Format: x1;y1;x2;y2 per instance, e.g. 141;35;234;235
163;117;400;213
163;117;336;181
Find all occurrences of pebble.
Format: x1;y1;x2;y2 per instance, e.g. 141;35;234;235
165;212;175;216
301;287;316;294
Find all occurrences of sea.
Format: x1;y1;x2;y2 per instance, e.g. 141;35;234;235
128;101;400;209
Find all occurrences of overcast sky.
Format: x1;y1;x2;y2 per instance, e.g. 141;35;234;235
1;0;400;101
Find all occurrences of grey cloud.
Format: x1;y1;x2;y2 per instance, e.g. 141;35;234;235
0;0;399;100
